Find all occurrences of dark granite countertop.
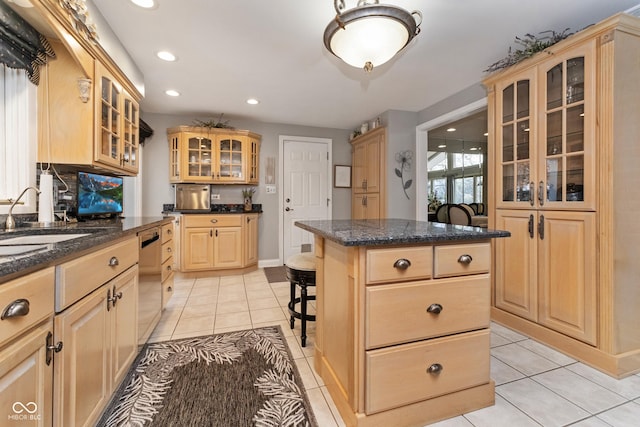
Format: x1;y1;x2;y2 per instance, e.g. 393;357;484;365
295;219;510;247
163;203;262;214
0;216;172;284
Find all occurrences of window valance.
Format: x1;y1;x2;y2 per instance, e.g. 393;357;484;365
0;2;55;85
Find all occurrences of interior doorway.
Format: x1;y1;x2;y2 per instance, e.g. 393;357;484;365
415;99;487;221
279;136;332;264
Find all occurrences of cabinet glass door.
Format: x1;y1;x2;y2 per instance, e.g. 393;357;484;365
498;73;534;208
98;75;121;166
540;46;594;209
217;137;244;181
121;97;139;172
187;135;213;180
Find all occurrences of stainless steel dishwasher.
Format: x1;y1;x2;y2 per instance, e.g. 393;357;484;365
138;227;162;345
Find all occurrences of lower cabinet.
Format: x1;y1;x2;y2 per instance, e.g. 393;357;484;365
181;214;258;272
53;265;138;427
494;209;597;344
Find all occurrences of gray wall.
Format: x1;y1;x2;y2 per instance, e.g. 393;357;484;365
139;113;351;262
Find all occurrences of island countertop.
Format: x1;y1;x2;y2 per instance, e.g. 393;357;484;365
295;218;510;246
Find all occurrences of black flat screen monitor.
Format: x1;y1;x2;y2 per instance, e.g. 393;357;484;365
77;171;123;217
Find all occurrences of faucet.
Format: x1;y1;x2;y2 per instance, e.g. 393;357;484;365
5;186;41;231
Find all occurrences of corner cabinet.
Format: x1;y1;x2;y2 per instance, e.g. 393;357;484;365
181;214;259;272
484;13;640;377
351;127;387;219
167;126;261;184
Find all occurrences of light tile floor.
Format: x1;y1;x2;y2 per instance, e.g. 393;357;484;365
149;270;640;427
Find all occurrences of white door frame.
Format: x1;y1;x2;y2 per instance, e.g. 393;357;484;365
278;135;332;264
415;98;487;221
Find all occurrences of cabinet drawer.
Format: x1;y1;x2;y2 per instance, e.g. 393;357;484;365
365;329;490;414
183;215;242;228
161;240;174;263
161;257;173;282
161;223;174;244
366;246;432;284
162;274;174;310
0;267;55;347
365;275;490;349
56;237;138;312
433;243;490;278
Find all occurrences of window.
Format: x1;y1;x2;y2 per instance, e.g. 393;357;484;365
0;65;38;213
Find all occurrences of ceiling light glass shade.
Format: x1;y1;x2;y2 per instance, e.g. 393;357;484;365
324;1;421;72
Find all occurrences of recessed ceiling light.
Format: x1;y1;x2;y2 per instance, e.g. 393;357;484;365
446;127;456;132
131;0;156;8
165;89;180;97
157;51;176;61
246;98;259;105
438;144;447;148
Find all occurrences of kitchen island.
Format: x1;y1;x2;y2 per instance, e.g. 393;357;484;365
295;219;510;427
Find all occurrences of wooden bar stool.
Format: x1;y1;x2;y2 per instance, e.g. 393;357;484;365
285;253;316;347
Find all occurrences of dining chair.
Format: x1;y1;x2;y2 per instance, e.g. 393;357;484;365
435;204;449;223
448;204;472;226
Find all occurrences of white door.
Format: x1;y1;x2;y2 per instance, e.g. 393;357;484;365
281;137;331;262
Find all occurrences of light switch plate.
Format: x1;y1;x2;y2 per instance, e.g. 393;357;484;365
265;185;276;194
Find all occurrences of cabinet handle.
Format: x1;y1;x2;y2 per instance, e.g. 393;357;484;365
538;215;545;240
167;247;172;253
427;363;443;375
210;219;218;224
166;265;172;271
529;181;535;206
167;286;173;292
167;229;172;235
538;181;545;206
1;299;30;320
215;229;218;237
457;254;473;265
108;256;119;267
393;258;411;270
528;214;534;239
45;331;63;366
426;303;443;314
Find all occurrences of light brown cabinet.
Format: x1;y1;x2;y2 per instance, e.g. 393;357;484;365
181;214;257;272
350;127;386;219
314;238;494;425
0;268;55;427
485;13;640;377
167;126;261;184
53;238;138;426
37;39;141;176
161;223;175;309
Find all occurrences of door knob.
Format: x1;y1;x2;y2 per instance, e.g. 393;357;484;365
285;207;294;212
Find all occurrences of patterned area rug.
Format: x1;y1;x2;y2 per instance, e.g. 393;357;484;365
97;326;317;426
264;266;288;283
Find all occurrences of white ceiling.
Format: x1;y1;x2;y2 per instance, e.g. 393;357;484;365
92;0;639;130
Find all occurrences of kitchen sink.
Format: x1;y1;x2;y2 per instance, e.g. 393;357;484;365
0;244;50;257
0;234;90;245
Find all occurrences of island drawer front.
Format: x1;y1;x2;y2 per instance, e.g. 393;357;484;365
365;275;490;349
365;329;490;414
56;237;138;312
0;267;55;347
366;246;433;284
183;215;241;228
162;274;174;309
161;223;174;244
433;243;490;278
161;240;174;263
161;257;173;282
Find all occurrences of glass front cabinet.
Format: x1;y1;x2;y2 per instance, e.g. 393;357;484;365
496;40;595;211
167;127;261;184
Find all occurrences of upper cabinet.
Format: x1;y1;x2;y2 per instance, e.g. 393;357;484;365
167;126;261;184
351;127;386;219
26;0;142;176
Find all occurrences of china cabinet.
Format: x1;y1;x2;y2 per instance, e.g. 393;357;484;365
351;127;386;219
167;126;261;184
484;13;640;377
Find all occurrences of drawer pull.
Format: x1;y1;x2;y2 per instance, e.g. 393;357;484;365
167;247;172;253
210;219;218;224
457;254;473;265
167;286;173;292
426;303;443;314
1;299;30;320
393;258;411;270
166;265;172;271
108;256;119;267
427;363;443;375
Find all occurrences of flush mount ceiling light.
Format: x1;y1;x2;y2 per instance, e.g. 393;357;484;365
156;51;176;61
323;0;422;72
131;0;156;8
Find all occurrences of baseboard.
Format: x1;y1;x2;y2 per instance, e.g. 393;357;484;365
259;258;282;268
